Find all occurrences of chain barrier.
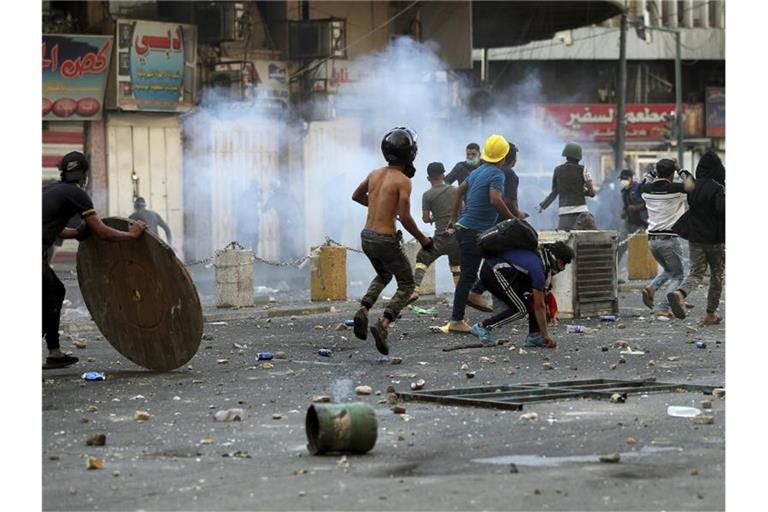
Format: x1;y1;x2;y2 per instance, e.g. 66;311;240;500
617;229;644;248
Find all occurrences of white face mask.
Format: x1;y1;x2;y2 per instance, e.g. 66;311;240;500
619;179;631;189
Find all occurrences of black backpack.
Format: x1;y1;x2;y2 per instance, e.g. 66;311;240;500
477;218;539;256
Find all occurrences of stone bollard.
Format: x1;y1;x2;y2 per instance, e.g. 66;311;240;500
403;240;435;295
310;246;347;302
214;243;254;308
627;233;658;280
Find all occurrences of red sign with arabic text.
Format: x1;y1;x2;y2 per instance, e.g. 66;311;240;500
535;103;704;142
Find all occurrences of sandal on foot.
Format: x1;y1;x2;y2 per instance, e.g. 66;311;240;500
641;287;654;310
667;292;686;319
370;320;389;355
353;308;368;340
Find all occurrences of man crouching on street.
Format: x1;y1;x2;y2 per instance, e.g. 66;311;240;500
469;241;574;349
351;127;433;355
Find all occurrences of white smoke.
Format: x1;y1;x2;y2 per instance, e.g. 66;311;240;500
182;37;618;297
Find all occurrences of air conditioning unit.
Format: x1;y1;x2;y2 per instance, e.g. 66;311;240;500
195;2;247;43
539;230;618;319
289;19;346;60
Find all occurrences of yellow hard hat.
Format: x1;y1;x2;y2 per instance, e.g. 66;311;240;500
481;134;510;163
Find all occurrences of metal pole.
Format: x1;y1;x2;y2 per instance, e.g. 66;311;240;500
615;11;628;173
675;30;684;166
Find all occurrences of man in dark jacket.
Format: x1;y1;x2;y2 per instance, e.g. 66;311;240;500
445;142;481;185
617;169;648;274
667;151;725;325
537;142;597;230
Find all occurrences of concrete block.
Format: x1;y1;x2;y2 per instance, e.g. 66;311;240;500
310;246;347;301
628;233;658;280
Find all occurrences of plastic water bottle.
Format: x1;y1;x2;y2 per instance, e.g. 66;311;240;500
566;325;586;333
318;348;332;357
695;341;707;349
257;352;274;361
344;319;355;327
82;372;105;381
600;315;617;322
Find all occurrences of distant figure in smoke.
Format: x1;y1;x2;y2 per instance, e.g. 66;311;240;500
639;158;694;319
447;135;516;333
351;127;433;355
265;184;303;260
236;181;262;254
407;162;461;305
537;142;597;230
129;197;172;245
468;142;529;311
445;142;481;185
666;151;725;325
616;169;648;276
43;152;146;369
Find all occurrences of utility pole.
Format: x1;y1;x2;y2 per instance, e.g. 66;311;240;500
614;11;628;175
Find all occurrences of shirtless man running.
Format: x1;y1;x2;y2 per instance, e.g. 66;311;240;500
351;127;433;355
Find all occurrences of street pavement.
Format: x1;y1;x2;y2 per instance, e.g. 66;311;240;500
43;282;725;511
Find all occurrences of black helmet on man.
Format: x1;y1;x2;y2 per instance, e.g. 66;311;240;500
381;127;418;165
561;142;582;162
59;151;89;184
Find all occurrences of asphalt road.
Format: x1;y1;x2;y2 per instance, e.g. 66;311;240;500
43;285;725;511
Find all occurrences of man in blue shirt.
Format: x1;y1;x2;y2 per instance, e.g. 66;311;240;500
447;135;516;333
469;242;575;348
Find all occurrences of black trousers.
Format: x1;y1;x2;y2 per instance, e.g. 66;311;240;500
42;257;65;351
479;262;539;334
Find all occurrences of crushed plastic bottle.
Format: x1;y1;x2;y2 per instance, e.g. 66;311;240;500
600;315;617;322
344;319;355;327
667;406;701;418
82;372;105;381
318;348;332;357
257;352;274;361
566;325;594;334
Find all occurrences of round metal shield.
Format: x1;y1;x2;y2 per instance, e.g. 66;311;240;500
77;217;203;371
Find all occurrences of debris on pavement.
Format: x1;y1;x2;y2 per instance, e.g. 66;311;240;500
82;372;105;381
410;379;426;391
355;385;373;395
272;413;282;420
693;415;714;425
712;388;725;399
626;437;637;445
261;362;274;369
73;340;87;349
520;412;538;421
86;434;106;446
311;395;332;403
390;357;402;365
86;456;104;470
213;408;244;422
667;406;701;418
610;393;627;403
599;453;621;463
466;371;476;379
391;404;406;414
274;351;288;359
134;410;151;422
411;306;437;316
216;359;229;364
318;349;332;357
701;400;713;409
257;352;274;361
509;463;519;473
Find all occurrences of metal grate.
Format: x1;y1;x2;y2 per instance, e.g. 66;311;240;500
397;378;719;411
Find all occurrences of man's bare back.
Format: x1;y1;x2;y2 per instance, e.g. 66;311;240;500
354;166;410;235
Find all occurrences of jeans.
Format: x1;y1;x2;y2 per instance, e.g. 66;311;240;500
451;227;484;321
360;229;414;321
647;236;685;311
678;242;725;314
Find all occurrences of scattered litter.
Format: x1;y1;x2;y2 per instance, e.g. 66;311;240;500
82;372;105;382
200;439;213;445
609;363;617;370
430;324;450;333
216;359;229;364
410;379;426;391
712;388;725;399
412;306;436;316
233;343;246;349
222;451;251;459
667;356;679;361
344;319;355;327
543;362;554;370
667;406;701;418
620;348;646;355
391;404;406;414
355;385;373;395
466;371;476;379
318;349;332;357
599;453;621;463
610;393;627;403
112;470;121;477
600;315;617;322
272;413;282;420
390;357;402;365
618;356;626;364
86;434;106;446
479;356;496;364
257;352;274;361
701;400;713;409
337;455;350;469
274;351;288;359
261;362;274;369
695;341;707;349
210;321;228;326
311;395;331;403
656;315;670;322
86;456;104;470
693;415;714;425
314;325;325;330
460;363;470;371
73;340;87;349
626;437;637;445
134;411;151;422
520;412;538;421
213;408;244;422
87;405;98;412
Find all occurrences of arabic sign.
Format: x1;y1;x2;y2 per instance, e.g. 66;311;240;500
213;60;289;110
115;19;197;112
43;35;113;121
535;104;704;142
705;87;725;138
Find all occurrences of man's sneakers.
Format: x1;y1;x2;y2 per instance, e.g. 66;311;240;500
641;287;654;310
369;319;389;355
667;290;686;319
466;292;493;313
469;323;496;346
448;320;472;333
43;354;79;369
353;308;368;340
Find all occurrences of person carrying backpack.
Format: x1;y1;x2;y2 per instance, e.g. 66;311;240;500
469;240;574;349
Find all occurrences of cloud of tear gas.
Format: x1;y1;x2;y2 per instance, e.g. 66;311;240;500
182;37;621;298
